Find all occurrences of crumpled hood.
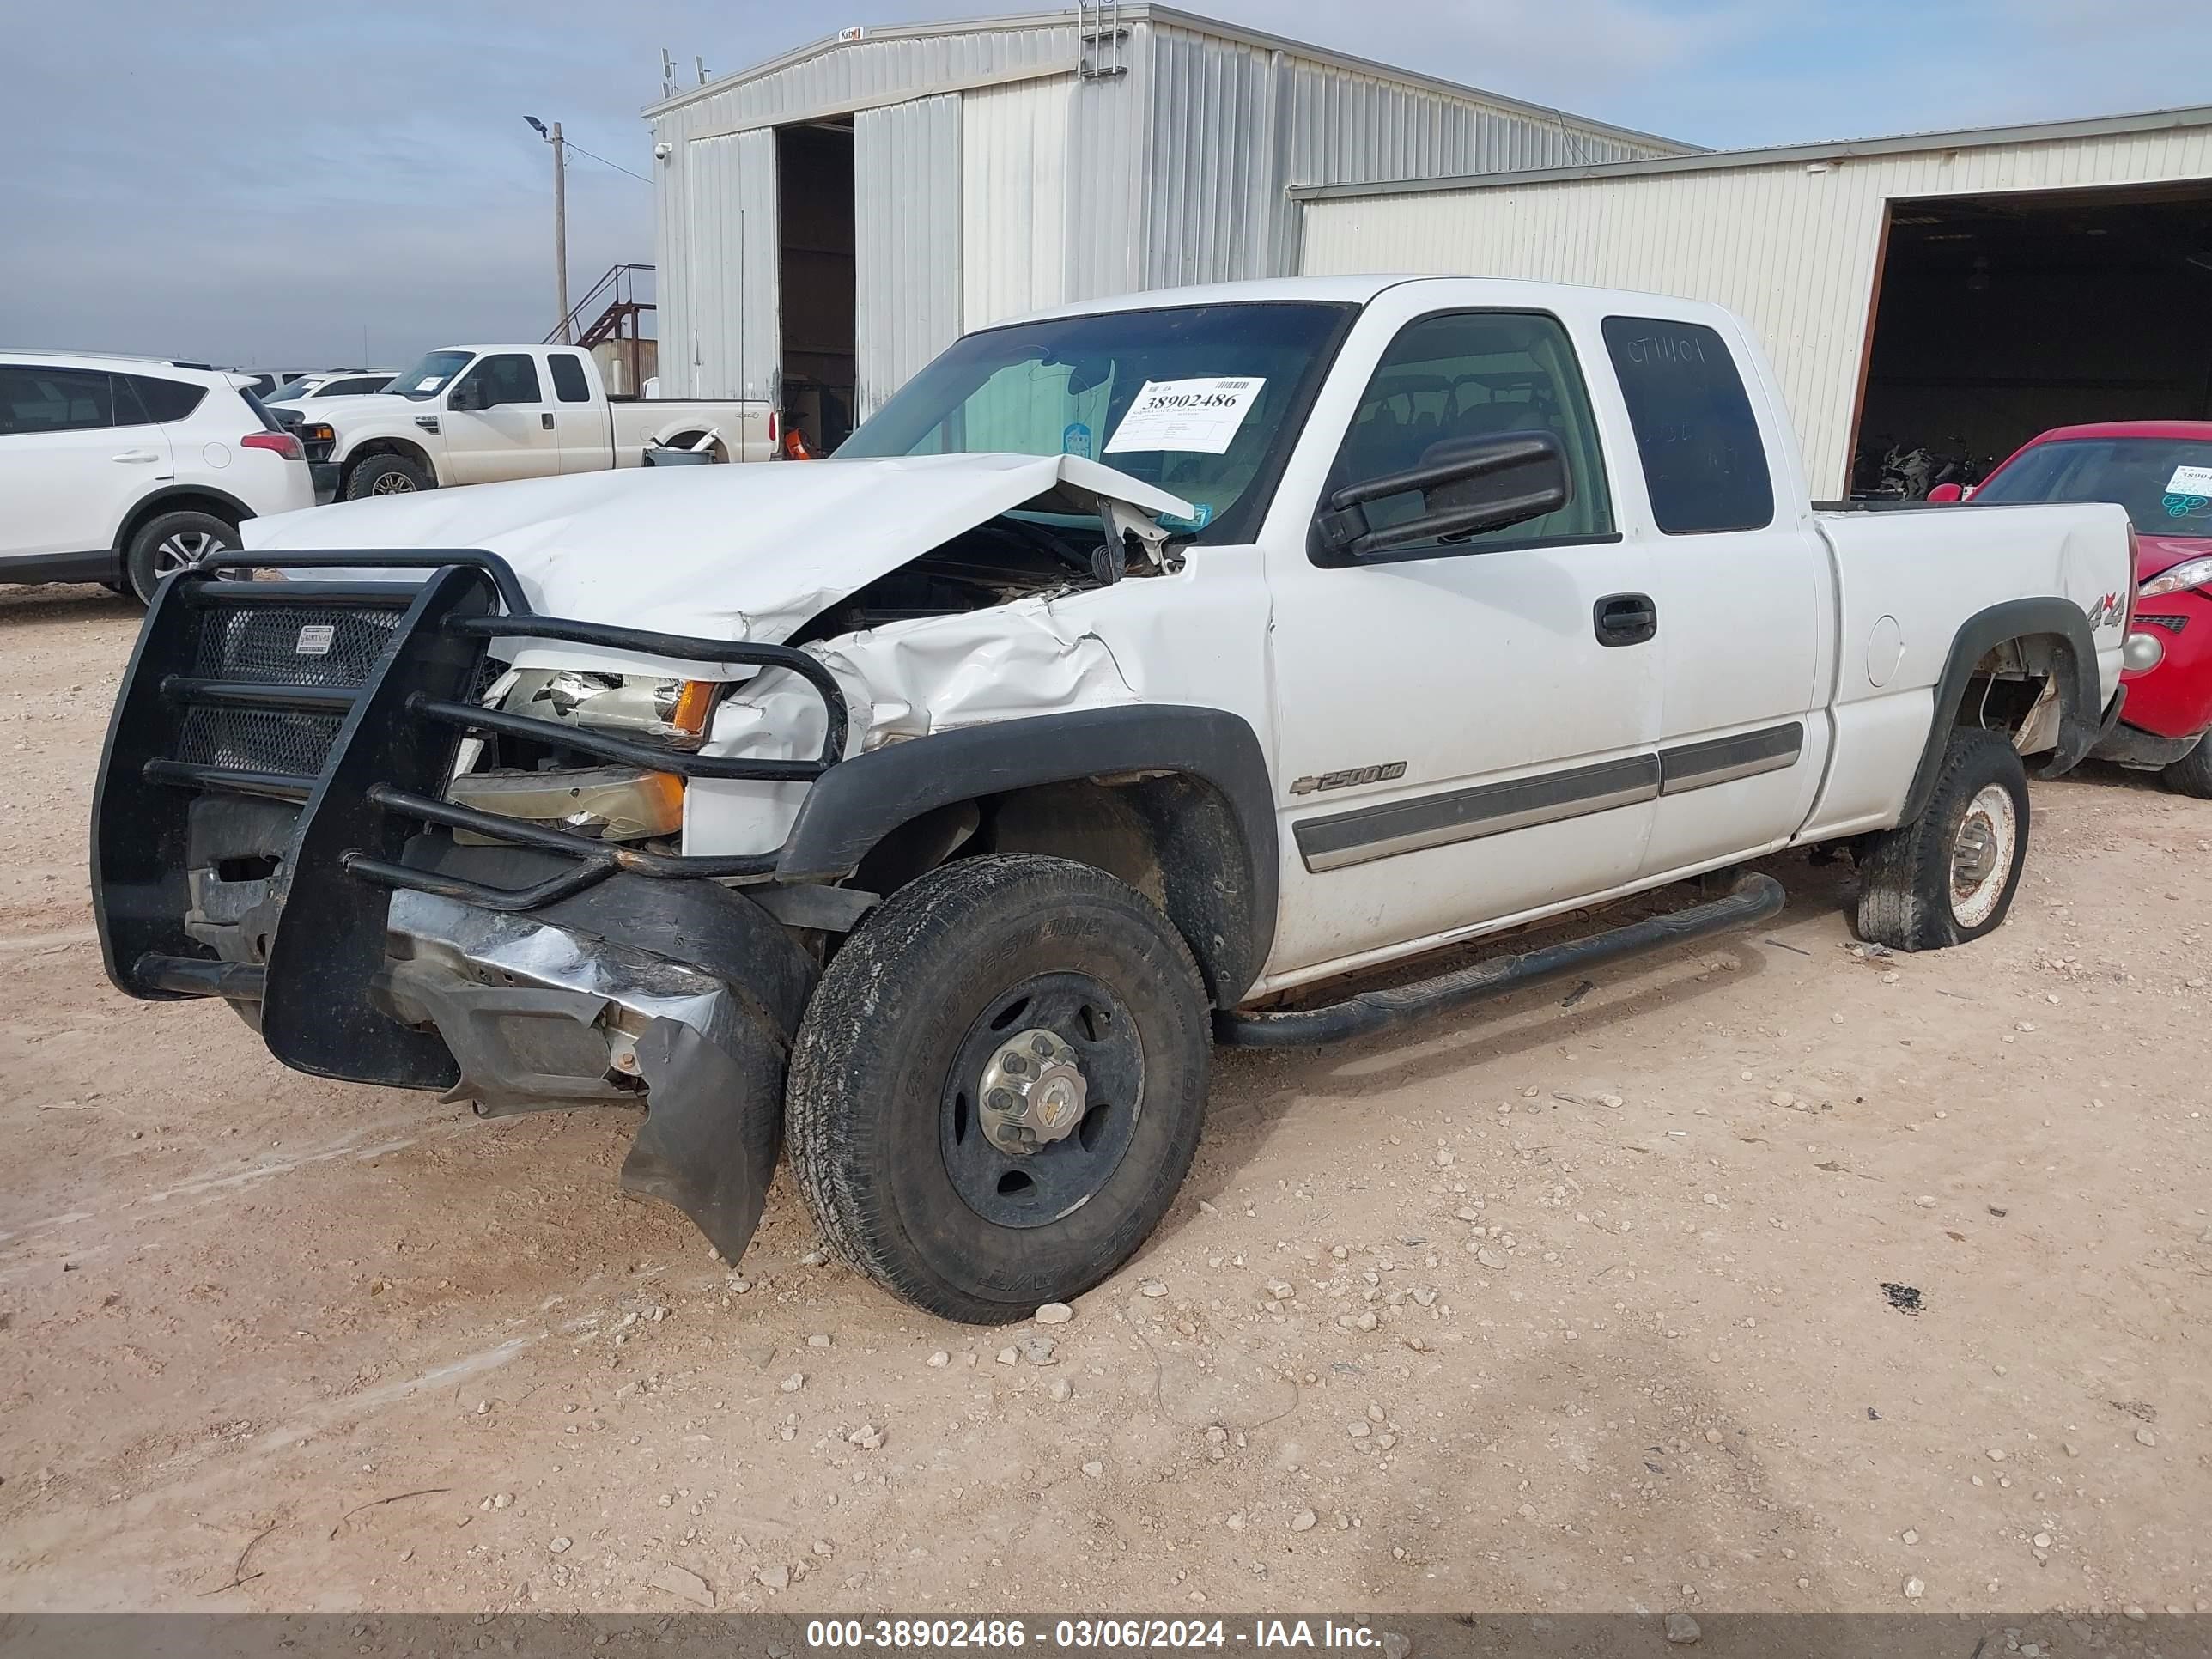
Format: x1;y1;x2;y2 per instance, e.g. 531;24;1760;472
243;452;1193;651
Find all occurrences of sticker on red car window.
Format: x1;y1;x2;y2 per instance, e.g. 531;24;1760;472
2166;464;2212;498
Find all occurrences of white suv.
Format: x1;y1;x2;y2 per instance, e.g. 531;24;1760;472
0;352;316;602
266;369;398;407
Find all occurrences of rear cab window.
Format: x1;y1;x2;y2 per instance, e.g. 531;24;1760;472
1321;309;1615;558
1601;317;1774;535
549;354;592;403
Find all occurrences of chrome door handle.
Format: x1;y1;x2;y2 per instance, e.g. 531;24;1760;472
112;449;160;463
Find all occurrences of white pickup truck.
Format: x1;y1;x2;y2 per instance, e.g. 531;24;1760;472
95;276;2138;1324
292;343;773;501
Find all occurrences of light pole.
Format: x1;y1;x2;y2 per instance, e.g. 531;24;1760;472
524;115;570;343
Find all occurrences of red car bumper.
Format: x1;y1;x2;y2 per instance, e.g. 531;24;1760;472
2118;587;2212;742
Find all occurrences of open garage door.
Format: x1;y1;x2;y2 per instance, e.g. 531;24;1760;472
1851;180;2212;499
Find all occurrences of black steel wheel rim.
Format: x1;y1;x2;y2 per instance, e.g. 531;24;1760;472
939;971;1145;1229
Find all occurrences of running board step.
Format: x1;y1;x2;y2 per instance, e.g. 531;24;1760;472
1215;872;1786;1048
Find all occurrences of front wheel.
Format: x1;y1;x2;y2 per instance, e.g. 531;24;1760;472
1855;726;2029;951
343;453;433;499
786;854;1212;1324
125;509;237;604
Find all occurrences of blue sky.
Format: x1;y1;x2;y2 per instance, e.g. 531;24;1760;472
3;0;2200;367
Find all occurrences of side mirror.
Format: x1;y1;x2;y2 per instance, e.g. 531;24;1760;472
1925;483;1964;504
1316;430;1571;560
448;379;488;412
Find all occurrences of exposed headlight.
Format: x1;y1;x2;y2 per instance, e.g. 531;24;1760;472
507;671;718;743
447;765;684;842
2138;556;2212;599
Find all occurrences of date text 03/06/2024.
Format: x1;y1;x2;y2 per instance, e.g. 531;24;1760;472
804;1618;1402;1650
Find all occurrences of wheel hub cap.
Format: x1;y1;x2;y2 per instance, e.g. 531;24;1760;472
978;1029;1087;1156
1948;782;2017;928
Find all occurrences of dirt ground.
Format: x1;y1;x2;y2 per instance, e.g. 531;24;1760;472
1;579;2207;1620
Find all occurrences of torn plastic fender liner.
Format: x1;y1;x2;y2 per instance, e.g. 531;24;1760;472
381;851;817;1261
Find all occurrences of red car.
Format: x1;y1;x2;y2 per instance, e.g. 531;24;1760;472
1934;421;2212;797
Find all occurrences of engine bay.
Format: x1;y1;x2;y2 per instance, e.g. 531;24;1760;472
788;513;1139;647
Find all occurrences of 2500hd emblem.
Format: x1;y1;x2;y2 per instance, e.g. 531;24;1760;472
1290;761;1407;796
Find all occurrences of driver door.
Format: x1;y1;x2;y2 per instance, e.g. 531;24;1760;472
1262;304;1662;981
443;353;559;485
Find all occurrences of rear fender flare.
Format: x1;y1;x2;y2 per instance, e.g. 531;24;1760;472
652;421;726;456
776;705;1279;1006
1899;597;2101;825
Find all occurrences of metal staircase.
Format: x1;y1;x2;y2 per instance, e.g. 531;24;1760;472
545;264;656;392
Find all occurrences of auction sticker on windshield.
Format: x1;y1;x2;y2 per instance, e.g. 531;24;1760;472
2167;464;2212;498
1106;377;1265;454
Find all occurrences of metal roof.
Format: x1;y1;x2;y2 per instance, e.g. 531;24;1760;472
642;3;1692;155
1290;103;2212;202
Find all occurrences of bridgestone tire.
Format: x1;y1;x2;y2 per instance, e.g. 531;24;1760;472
2161;738;2212;799
1855;727;2029;951
786;854;1212;1324
343;453;433;500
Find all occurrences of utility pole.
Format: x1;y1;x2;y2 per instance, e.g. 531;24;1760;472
551;122;570;343
525;115;571;343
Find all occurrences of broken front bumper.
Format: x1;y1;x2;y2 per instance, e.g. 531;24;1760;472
380;862;816;1257
89;549;845;1259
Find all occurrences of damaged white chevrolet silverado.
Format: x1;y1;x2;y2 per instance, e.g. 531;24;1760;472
93;276;2136;1322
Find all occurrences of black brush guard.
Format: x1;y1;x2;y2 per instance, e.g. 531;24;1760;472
91;549;848;1092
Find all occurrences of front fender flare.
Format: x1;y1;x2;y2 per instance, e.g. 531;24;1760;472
777;705;1279;1005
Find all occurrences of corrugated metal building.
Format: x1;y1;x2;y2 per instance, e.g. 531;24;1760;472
646;4;1687;441
1297;106;2212;498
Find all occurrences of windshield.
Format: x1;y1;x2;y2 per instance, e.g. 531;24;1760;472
837;302;1356;541
387;349;474;402
267;378;320;403
1974;436;2212;536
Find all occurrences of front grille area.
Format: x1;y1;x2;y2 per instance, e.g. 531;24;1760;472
177;704;343;776
184;597;411;778
191;602;404;686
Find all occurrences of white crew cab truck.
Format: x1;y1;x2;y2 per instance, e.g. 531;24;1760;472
296;343;773;501
94;277;2135;1323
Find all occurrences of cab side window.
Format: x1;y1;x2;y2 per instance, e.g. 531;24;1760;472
1601;317;1774;534
460;354;544;408
1323;310;1614;557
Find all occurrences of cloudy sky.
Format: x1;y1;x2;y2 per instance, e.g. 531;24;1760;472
5;0;2200;368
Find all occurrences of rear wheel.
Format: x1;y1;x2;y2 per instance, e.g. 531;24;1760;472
343;453;432;499
125;510;237;604
786;854;1212;1324
2162;738;2212;799
1855;727;2029;951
